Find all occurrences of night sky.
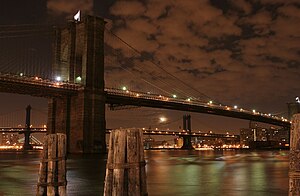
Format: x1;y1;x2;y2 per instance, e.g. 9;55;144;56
0;0;299;133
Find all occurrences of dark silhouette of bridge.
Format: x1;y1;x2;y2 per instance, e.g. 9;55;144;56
0;15;291;153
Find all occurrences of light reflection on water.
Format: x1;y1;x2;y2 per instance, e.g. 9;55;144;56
0;150;289;196
146;150;289;196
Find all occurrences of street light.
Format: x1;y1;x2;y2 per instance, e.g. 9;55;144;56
159;117;167;123
55;76;61;81
76;76;82;83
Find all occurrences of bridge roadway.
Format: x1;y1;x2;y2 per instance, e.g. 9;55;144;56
106;89;290;127
0;128;47;133
0;73;290;127
108;129;239;139
0;128;238;139
0;73;81;97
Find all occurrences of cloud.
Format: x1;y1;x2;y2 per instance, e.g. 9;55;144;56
47;0;93;17
229;0;252;14
105;0;300;115
110;1;146;17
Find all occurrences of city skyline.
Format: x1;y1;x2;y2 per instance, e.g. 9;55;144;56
0;0;299;133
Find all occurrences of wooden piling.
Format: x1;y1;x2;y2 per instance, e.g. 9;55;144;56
47;134;57;196
104;129;148;196
36;134;67;196
138;130;147;195
289;114;300;195
57;134;67;196
37;136;48;195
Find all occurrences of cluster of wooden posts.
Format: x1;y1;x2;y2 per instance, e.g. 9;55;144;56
104;129;148;196
35;129;147;196
36;133;67;196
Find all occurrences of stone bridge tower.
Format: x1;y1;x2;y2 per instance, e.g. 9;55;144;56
48;15;106;153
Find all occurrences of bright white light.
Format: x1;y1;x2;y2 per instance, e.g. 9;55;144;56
234;105;238;109
296;97;300;103
187;98;191;101
55;76;61;81
172;94;177;98
20;73;23;76
209;100;213;104
252;109;256;113
159;117;167;122
74;10;80;21
122;86;127;91
76;76;81;82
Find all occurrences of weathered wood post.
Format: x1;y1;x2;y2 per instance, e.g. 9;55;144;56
37;136;48;195
36;134;67;196
57;134;67;195
289;114;300;195
104;129;148;196
47;134;57;195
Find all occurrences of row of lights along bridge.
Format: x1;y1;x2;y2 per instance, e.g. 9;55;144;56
9;71;292;124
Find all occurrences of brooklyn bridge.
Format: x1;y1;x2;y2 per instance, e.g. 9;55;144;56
0;15;291;153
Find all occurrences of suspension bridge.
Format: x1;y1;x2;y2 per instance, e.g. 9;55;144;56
0;106;239;150
0;15;292;153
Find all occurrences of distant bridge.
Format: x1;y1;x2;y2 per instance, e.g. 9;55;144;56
0;127;238;139
0;127;47;133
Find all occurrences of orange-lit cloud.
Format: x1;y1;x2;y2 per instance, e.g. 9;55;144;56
47;0;93;17
106;0;300;112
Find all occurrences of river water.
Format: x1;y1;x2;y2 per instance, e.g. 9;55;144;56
0;149;289;196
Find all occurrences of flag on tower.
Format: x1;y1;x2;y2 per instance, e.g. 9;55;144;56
74;10;80;21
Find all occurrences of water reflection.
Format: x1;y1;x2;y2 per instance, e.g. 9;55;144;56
145;150;289;196
0;150;289;196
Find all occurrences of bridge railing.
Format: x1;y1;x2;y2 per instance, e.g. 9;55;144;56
0;73;289;124
0;72;83;90
105;88;289;123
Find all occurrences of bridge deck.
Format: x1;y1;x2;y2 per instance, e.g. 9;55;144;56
0;74;291;127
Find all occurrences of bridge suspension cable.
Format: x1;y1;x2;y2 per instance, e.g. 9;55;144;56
0;108;25;127
105;28;197;99
0;24;53;79
104;27;219;104
105;57;172;95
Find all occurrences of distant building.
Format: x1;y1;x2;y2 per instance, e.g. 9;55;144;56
268;127;289;144
175;137;184;148
144;137;154;149
143;137;171;149
0;133;20;145
240;126;289;148
240;128;255;145
195;132;240;148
